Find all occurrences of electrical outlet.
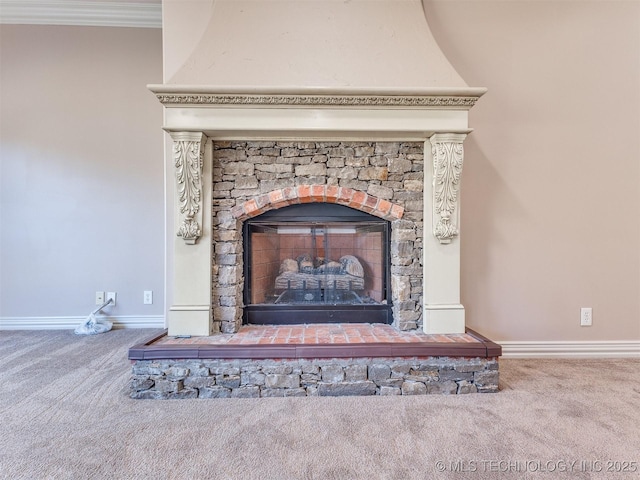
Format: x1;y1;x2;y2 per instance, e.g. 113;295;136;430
95;291;105;305
143;290;153;305
580;307;592;326
106;292;117;307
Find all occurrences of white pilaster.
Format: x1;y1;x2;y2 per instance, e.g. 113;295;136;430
168;132;213;336
423;133;467;334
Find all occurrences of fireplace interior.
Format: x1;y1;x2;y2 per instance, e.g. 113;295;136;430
244;203;391;325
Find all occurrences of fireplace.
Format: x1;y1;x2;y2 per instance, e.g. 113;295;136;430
129;0;501;400
209;140;426;333
151;0;487;337
244;202;391;325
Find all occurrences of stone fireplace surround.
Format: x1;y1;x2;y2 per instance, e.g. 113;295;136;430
151;86;486;337
214;140;423;333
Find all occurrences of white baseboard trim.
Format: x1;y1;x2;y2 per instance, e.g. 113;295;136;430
499;340;640;358
1;321;637;357
0;315;165;330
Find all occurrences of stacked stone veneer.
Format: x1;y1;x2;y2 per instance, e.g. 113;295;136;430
212;141;424;333
130;356;499;399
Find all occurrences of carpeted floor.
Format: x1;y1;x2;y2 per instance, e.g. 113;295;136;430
0;329;639;479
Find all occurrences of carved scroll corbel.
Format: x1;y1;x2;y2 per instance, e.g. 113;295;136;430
170;132;206;245
430;133;467;244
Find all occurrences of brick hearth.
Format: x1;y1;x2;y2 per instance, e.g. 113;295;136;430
128;325;501;398
153;324;479;346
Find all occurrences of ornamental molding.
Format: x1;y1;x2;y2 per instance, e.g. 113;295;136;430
171;132;206;245
430;133;467;244
153;93;481;109
176;218;201;245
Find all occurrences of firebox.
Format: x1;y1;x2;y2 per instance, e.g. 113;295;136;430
243;203;392;325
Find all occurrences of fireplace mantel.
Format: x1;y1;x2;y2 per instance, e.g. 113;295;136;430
154;86;485;336
150;85;484;140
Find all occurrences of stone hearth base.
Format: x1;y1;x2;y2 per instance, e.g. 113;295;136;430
128;325;501;398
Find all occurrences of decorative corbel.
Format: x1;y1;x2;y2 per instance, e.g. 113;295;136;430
430;133;467;244
170;132;206;245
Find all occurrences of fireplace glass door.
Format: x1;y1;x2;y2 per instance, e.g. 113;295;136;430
243;203;391;324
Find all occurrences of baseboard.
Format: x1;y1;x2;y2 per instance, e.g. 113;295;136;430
2;320;637;357
0;315;166;330
499;340;640;358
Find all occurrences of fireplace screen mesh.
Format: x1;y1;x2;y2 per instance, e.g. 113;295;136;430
243;204;391;324
248;223;386;306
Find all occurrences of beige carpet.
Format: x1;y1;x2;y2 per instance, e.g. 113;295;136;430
0;329;639;479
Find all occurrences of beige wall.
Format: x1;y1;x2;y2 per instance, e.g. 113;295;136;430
424;0;640;341
3;0;638;342
0;25;164;321
161;0;639;342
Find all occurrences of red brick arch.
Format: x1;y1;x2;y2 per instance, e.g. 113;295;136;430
230;184;404;221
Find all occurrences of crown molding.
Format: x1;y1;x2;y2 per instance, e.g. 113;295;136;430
0;1;161;28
